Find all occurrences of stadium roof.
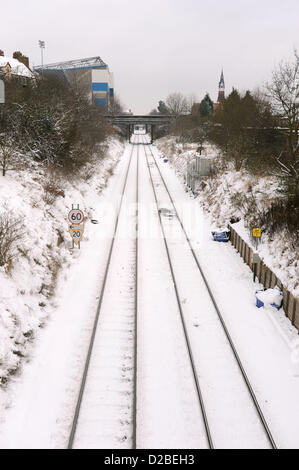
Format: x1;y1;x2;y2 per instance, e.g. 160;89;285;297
33;56;107;71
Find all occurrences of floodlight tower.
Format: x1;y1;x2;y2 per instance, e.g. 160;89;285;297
38;40;45;73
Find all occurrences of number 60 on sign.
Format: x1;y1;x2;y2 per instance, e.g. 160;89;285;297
68;209;84;225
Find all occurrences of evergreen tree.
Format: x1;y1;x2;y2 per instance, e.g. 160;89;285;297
199;99;209;117
199;93;214;117
158;100;169;114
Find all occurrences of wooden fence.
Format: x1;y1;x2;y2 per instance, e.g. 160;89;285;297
229;224;299;333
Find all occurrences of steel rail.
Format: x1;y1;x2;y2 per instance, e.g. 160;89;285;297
144;135;277;449
141;135;214;449
68;141;137;449
132;141;139;449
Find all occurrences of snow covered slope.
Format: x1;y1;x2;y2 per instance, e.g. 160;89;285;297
156;136;298;298
0;137;124;386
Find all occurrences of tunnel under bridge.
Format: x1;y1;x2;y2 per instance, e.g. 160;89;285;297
106;115;174;143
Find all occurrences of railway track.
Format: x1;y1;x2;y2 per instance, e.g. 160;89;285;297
68;141;139;449
67;133;277;449
141;134;277;449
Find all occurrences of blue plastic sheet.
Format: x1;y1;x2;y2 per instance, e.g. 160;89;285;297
255;288;282;310
211;231;230;242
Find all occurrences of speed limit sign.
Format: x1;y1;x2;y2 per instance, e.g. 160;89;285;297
68;205;85;248
68;208;85;225
68;225;84;245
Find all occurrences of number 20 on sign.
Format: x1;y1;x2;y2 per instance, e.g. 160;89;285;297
68;207;85;248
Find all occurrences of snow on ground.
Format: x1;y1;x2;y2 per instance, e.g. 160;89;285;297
72;144;137;449
256;287;283;309
156;136;298;298
143;141;271;448
0;137;124;389
0;133;298;449
151;140;299;448
0;137;127;448
137;138;209;449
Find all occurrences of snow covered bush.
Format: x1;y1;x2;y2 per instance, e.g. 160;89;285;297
0;136;25;176
0;136;124;387
0;74;113;174
43;178;65;205
0;211;23;270
156;136;298;296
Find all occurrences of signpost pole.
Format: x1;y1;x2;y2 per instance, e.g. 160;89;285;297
252;228;262;282
68;205;85;249
253;261;257;282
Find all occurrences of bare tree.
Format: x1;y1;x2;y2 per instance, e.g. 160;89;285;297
186;93;198;113
0;136;24;176
0;209;23;267
165;92;189;117
107;93;124;116
266;50;299;177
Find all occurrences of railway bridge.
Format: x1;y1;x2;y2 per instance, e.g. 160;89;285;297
106;114;174;143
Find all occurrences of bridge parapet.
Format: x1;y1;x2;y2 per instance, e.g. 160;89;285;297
106;114;174;125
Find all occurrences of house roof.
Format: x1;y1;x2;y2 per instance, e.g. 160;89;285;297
0;56;34;78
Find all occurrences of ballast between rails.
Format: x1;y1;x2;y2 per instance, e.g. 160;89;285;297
141;134;277;450
132;140;139;449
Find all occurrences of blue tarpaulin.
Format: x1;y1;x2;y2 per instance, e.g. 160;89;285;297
211;231;230;242
255;288;283;310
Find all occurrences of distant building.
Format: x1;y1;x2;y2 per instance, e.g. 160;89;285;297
191;70;226;115
217;70;225;103
33;56;114;108
214;70;225;111
191;103;200;115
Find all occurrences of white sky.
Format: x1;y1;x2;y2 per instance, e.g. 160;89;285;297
1;0;298;113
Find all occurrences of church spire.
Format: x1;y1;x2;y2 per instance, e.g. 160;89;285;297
217;69;225;103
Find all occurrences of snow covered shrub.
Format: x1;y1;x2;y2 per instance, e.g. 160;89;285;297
0;211;23;268
0;136;25;176
43;178;65;205
229;189;266;229
259;197;299;248
0;74;113;175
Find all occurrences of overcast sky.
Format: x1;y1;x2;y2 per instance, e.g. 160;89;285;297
2;0;298;113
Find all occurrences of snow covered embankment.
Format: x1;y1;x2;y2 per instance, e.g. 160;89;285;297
156;136;298;298
0;137;124;386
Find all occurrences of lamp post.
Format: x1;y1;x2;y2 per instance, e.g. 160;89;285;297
38;40;45;75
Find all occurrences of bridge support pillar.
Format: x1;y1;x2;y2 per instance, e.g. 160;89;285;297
128;124;133;143
150;125;155;144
